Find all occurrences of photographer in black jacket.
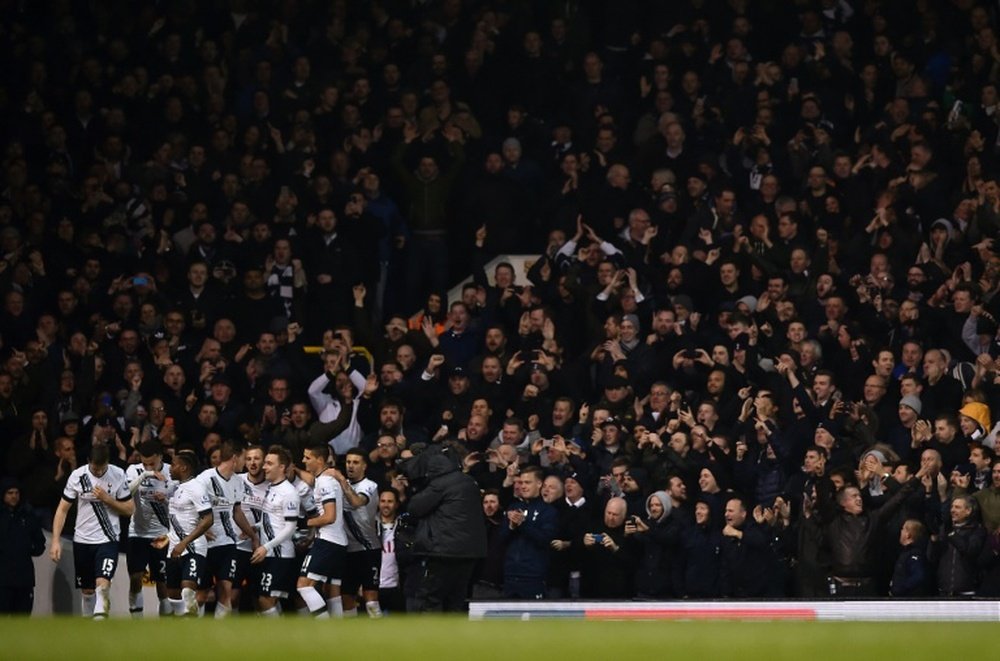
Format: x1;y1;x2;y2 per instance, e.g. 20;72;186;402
401;443;486;612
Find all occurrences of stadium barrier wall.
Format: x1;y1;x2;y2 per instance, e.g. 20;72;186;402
469;600;1000;621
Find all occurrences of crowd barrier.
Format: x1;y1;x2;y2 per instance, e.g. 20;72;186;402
469;600;1000;621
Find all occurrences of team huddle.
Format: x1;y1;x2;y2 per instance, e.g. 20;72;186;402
49;441;384;618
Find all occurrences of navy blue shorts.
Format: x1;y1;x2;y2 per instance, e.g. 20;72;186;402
342;549;382;594
201;545;236;588
166;553;206;589
73;542;119;590
126;537;167;582
259;558;296;598
227;549;254;585
299;539;347;583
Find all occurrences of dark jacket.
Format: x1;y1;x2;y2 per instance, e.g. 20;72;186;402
719;521;778;597
822;480;917;578
936;519;987;596
682;522;723;597
634;511;684;597
499;497;558;580
580;524;637;599
890;540;931;597
402;446;487;559
0;481;46;588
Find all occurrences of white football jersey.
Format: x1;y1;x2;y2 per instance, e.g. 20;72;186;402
343;477;380;552
260;479;299;558
196;468;243;548
63;464;131;544
291;473;317;519
379;520;399;589
313;474;346;546
236;473;269;553
126;462;173;538
167;478;213;557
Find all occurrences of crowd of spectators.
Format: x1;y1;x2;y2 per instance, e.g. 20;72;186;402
3;0;1000;608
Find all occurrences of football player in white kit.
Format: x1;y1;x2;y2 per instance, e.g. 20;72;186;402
195;441;258;617
297;444;347;618
334;447;382;617
164;451;213;616
125;440;173;617
50;443;135;618
251;445;300;616
377;487;406;614
231;445;268;612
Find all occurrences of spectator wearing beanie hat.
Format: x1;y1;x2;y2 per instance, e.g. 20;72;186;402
888;395;923;459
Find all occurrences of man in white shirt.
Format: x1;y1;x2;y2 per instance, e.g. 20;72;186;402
251;445;300;616
307;350;367;454
296;444;347;618
164;451;213;616
195;441;258;617
124;441;173;617
232;445;268;611
125;441;173;618
334;447;382;617
50;443;135;618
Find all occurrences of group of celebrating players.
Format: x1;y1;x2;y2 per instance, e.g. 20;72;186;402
48;440;384;618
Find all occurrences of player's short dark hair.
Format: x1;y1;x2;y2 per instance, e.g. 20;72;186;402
172;451;199;474
306;444;331;461
345;447;367;464
90;442;110;467
137;441;163;458
218;440;239;462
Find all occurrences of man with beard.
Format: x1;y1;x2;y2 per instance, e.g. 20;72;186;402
333;448;382;618
472;490;507;600
360;398;427;455
646;308;684;377
233;445;268;613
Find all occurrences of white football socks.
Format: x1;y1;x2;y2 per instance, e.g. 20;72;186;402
365;601;383;618
181;588;198;617
326;597;344;618
296;587;329;617
129;590;143;617
93;586;110;619
81;592;96;617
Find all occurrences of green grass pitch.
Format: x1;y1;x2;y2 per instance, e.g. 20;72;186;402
0;618;994;660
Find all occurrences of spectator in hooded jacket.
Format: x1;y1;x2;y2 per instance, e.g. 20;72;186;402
401;443;486;612
0;478;45;614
